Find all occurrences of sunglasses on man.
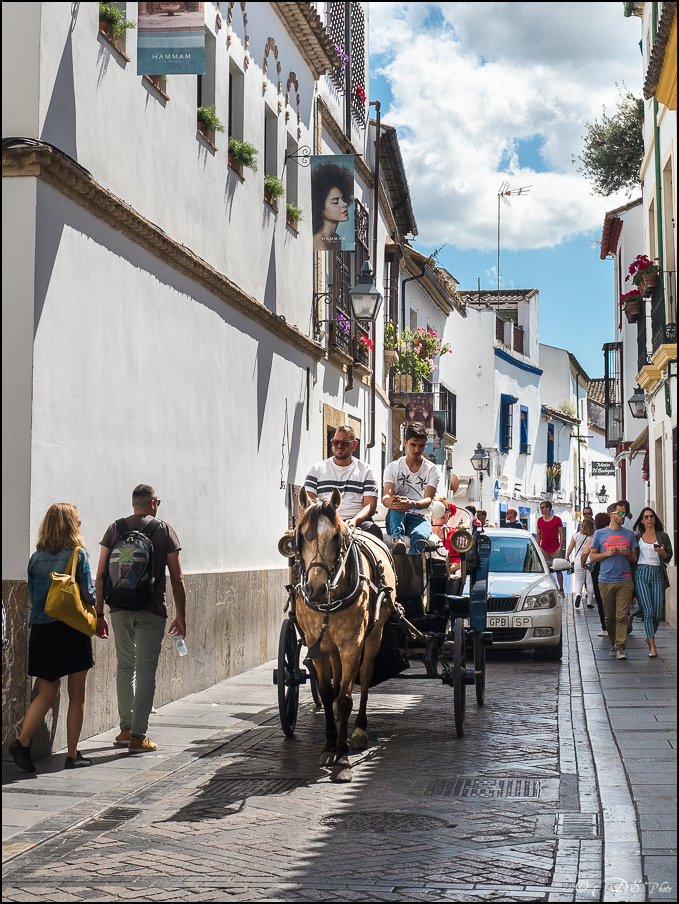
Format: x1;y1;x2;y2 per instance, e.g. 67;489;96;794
332;439;355;448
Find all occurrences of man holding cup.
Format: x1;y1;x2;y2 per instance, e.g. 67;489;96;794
589;502;638;660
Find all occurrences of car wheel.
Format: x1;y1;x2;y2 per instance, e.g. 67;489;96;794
541;631;563;662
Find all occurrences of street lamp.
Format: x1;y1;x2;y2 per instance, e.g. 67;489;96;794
348;261;383;449
349;261;383;321
627;384;646;419
596;485;609;504
470;443;490;507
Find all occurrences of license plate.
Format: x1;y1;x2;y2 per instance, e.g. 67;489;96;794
487;616;533;628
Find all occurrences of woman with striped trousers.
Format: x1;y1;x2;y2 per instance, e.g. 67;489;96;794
633;507;673;658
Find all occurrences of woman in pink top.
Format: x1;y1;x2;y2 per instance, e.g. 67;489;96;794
537;500;565;596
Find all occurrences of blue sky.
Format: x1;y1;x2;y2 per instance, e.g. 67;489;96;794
368;2;643;378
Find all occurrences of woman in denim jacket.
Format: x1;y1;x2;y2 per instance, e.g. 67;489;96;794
8;504;96;772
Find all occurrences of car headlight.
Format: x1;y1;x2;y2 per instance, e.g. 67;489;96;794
523;590;558;609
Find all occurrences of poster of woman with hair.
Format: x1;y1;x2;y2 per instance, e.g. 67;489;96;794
310;156;355;251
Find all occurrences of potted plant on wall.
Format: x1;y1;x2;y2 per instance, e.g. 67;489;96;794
546;464;562;492
620;289;643;323
383;321;399;371
393;327;451;391
99;2;135;51
286;204;303;230
228;138;258;176
197;105;225;144
626;254;660;293
263;174;284;210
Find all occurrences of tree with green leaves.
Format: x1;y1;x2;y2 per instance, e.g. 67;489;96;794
574;88;644;197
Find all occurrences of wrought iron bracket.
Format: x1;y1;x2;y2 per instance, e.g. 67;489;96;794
283;146;311;170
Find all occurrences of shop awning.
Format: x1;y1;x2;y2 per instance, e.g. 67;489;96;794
629;425;649;459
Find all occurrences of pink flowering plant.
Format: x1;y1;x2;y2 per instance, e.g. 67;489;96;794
356;85;366;103
358;334;374;353
394;327;451;388
626;254;660;286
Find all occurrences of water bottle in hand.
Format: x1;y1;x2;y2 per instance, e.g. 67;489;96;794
172;629;188;656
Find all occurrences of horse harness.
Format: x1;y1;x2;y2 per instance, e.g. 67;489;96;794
287;528;396;660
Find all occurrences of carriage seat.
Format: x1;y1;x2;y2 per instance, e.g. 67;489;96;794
372;502;443;553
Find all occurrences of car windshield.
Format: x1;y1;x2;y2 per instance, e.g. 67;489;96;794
489;536;545;574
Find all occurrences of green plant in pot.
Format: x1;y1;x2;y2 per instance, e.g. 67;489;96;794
197;105;225;134
286;204;303;223
99;2;136;39
393;327;451;390
228;138;258;172
264;174;285;200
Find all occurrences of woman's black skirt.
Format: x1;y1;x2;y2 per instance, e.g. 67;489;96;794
28;621;94;682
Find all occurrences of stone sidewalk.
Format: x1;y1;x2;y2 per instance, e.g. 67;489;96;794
2;598;677;902
573;603;677;901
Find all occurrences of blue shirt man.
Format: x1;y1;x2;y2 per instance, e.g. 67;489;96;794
590;503;638;658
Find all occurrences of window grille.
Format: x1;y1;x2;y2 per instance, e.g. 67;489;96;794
513;324;524;355
500;395;516;452
520;407;529;454
384;252;399;326
350;2;366;127
603;342;624;448
354;198;369;272
326;2;346;93
327;251;352;355
496;316;505;343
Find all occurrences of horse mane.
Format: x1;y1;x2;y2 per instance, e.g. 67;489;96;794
298;499;346;542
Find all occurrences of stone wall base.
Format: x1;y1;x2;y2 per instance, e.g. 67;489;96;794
665;565;677;629
2;567;287;761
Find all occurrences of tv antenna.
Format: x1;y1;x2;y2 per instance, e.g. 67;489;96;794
497;182;531;297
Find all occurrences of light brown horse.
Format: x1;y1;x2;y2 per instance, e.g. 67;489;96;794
294;487;396;782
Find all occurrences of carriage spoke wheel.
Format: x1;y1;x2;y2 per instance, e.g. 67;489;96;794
474;630;486;707
453;618;466;737
277;620;301;736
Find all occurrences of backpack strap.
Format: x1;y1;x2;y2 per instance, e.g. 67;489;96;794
115;518;129;536
139;518;161;537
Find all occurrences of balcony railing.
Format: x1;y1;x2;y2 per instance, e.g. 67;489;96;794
328;301;352;355
353;321;371;367
649;270;677;355
421;380;457;437
513;325;524;355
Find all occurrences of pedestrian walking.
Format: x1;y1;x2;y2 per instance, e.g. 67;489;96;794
95;485;186;752
567;518;595;609
504;508;524;529
8;503;96;772
589;502;638;659
580;513;612;636
633;507;673;658
304;425;381;540
537;501;565;596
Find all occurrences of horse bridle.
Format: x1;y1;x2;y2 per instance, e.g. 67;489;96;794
296;523;357;611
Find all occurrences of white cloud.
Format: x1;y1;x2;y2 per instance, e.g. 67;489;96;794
369;2;643;251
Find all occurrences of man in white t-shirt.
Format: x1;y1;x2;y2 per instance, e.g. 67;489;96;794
304;425;382;540
383;422;440;555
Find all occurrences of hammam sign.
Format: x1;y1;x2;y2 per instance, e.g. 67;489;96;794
137;2;205;76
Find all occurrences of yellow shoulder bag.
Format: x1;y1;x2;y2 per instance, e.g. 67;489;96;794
45;547;97;636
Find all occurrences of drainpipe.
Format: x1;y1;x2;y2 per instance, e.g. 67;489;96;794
574;365;583;513
366;102;381;450
651;2;665;277
401;264;426;333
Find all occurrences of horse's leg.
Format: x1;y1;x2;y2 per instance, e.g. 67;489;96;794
351;619;387;751
331;648;362;783
315;656;337;767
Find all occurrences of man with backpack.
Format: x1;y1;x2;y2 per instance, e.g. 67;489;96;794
95;485;186;752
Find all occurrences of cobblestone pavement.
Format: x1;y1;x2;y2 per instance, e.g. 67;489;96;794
2;599;674;902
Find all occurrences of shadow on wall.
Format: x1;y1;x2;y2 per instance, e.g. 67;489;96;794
41;12;78;162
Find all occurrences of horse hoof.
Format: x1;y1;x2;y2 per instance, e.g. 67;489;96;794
319;751;335;767
331;764;353;783
350;729;369;751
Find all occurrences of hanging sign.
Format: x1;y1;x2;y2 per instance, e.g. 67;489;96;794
137;2;205;76
591;461;615;476
310;155;355;251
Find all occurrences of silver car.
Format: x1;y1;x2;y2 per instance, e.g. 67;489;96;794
480;528;571;660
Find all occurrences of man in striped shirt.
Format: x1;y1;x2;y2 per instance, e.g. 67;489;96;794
304;425;382;541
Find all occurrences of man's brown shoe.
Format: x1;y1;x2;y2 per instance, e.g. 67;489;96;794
128;736;157;752
115;730;131;746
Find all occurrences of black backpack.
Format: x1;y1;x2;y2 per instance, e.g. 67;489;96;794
103;518;161;610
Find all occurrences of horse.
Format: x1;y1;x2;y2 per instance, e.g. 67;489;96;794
290;487;396;783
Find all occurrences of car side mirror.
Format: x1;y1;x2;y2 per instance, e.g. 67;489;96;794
550;557;572;574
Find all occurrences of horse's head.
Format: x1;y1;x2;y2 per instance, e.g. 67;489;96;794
297;487;346;604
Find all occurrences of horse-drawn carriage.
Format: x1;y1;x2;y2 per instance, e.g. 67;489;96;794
274;491;492;781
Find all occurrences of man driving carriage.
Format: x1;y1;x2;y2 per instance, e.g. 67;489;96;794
383;422;440;555
304;425;383;541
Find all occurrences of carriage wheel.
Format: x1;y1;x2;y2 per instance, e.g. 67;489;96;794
453;618;466;737
474;630;486;707
276;620;301;736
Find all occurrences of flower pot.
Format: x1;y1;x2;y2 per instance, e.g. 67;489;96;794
228;153;244;178
637;270;659;293
624;299;642;324
384;349;399;371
